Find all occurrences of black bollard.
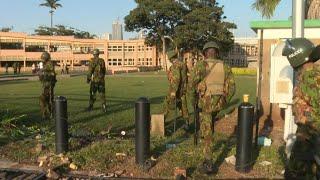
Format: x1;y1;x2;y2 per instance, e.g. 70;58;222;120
135;97;150;166
236;94;254;173
55;96;69;154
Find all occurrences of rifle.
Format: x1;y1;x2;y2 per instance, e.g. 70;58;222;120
194;92;199;146
49;83;55;119
254;99;260;147
174;97;177;133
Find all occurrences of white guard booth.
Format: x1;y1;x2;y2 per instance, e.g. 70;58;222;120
270;40;297;156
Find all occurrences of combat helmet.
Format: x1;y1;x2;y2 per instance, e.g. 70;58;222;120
203;41;219;54
167;50;178;61
41;52;51;61
92;49;100;55
282;38;315;68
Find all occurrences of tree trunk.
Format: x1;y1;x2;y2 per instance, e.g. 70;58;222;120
307;0;320;19
161;36;167;71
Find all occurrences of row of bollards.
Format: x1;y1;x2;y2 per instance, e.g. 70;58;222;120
54;96;152;168
53;94;255;174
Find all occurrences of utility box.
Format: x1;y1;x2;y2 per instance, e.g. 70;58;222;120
270;41;294;104
269;40;297;152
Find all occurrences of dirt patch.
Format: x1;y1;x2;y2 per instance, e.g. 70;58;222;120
216;108;285;147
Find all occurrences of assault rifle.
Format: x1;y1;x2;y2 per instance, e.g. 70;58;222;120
194;92;199;146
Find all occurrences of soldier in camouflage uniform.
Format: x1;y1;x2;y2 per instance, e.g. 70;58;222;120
87;49;107;112
186;57;195;107
12;62;17;74
283;38;320;179
190;41;235;174
39;52;57;120
164;50;189;126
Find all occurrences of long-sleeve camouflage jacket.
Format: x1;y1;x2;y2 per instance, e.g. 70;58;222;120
167;59;187;97
87;58;106;83
189;58;235;103
293;63;320;127
39;61;56;87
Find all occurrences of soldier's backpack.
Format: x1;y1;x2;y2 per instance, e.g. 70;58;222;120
204;60;225;96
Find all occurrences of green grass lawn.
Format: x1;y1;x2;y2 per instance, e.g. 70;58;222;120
0;74;285;178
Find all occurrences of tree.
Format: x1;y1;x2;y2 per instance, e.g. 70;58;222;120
252;0;320;19
0;27;13;32
174;0;236;55
40;0;62;30
125;0;186;70
34;25;96;39
125;0;235;69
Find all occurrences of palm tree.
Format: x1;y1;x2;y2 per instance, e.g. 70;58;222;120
252;0;320;19
40;0;62;29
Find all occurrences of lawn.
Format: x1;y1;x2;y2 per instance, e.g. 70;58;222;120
0;73;285;178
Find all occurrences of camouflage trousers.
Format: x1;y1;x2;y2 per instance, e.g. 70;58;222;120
286;123;320;179
199;95;225;160
39;85;54;119
89;81;106;107
164;93;189;122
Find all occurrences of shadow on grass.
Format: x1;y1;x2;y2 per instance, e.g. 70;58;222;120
67;96;165;151
278;145;287;166
212;127;237;174
108;96;165;133
148;114;191;159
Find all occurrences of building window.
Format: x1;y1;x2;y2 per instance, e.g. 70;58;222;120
0;42;23;49
112;59;117;66
117;59;122;66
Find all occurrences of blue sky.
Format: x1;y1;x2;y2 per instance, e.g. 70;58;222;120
0;0;291;39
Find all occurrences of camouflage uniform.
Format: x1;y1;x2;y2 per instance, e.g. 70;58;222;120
191;58;235;159
286;64;320;179
12;62;17;74
282;38;320;179
39;52;56;120
87;49;107;112
186;58;195;107
5;63;8;74
164;50;189;123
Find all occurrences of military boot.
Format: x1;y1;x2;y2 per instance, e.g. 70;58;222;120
199;159;214;174
102;103;107;113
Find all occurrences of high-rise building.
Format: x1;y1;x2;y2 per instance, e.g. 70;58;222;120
101;32;112;40
112;19;123;40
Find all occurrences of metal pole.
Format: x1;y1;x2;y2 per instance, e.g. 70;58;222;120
55;96;69;154
285;0;305;157
292;0;305;38
255;29;263;147
135;97;150;166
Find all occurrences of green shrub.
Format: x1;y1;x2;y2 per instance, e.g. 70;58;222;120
138;66;162;72
231;68;257;76
0;111;39;140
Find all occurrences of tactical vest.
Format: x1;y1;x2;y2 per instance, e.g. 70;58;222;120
204;59;225;96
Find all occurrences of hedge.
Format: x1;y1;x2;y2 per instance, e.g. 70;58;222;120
231;68;257;76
